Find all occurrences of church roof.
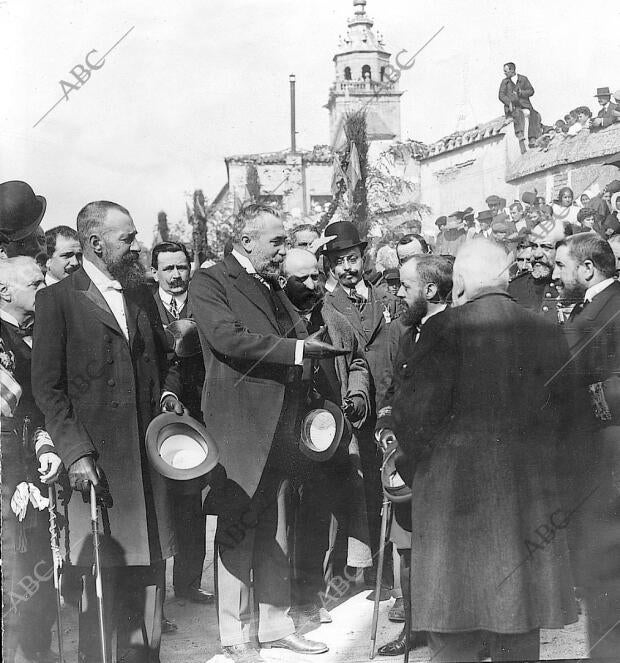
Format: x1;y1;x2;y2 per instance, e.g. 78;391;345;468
421;116;509;159
506;122;620;181
225;145;334;165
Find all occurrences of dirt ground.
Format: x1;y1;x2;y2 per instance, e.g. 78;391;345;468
16;516;589;662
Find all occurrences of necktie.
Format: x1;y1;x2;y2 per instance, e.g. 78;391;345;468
568;299;588;322
169;296;179;320
348;289;366;311
252;272;270;290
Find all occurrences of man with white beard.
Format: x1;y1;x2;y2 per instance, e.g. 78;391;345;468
508;221;566;321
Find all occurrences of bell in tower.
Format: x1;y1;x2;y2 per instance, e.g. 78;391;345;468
325;0;403;149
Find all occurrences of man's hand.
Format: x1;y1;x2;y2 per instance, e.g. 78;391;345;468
38;452;63;484
68;456;112;508
591;118;603;128
342;395;366;424
375;427;397;452
161;394;185;415
303;327;349;360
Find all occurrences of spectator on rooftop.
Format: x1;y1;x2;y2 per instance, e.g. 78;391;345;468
567;107;593;135
591;86;620;129
498;61;542;153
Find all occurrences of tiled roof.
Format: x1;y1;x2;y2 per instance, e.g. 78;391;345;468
507;122;620;181
421;116;509;159
226;145;334;165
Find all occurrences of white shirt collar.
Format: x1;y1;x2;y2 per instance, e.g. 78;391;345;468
342;280;369;299
231;249;257;275
420;303;447;327
82;258;122;291
0;309;22;328
45;272;59;286
158;287;188;308
585;278;615;302
510;74;518;85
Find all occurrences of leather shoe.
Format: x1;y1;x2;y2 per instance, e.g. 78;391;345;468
222;643;264;662
161;617;178;634
377;629;427;656
388;597;405;622
262;633;328;654
174;587;215;603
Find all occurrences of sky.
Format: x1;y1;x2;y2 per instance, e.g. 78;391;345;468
2;0;619;241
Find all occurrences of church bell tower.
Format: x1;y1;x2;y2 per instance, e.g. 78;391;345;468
326;0;403;149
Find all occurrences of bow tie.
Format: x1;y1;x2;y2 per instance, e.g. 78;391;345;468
7;321;34;338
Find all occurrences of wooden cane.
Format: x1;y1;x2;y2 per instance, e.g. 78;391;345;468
90;483;107;663
369;494;391;659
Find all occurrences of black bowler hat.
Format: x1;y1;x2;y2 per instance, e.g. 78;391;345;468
0;180;46;243
146;412;219;482
322;221;367;254
435;215;447;228
299;399;351;462
381;443;412;503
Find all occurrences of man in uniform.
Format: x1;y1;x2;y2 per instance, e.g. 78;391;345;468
508;220;566;321
150;241;212;606
322;221;399;599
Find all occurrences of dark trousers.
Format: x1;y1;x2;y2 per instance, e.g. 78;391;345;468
172;491;206;593
67;561;165;663
427;629;540;662
511;107;541;141
1;428;56;662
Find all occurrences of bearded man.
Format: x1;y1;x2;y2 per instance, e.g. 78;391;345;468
508;221;566;321
32;200;184;663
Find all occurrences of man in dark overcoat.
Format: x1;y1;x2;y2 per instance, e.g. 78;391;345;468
32;201;183;663
150;241;211;605
189;204;343;662
498;61;542;150
553;233;620;661
395;239;577;662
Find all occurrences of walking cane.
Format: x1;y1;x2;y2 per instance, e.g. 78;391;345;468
47;484;65;663
369;493;392;659
90;483;107;663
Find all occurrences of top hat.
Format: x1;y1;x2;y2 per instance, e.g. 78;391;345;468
0;181;46;243
322;221;367;254
381;443;412;503
477;210;494;223
145;412;219;483
299;399;351;462
594;87;611;98
164;318;202;357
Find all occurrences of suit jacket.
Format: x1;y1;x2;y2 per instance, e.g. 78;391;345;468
400;290;576;632
152;289;205;420
596;101;620;128
32;267;181;566
189;254;308;498
499;73;536;115
322;281;395;410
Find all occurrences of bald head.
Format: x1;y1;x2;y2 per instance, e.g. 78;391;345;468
281;248;316;277
281;248;321;311
453;239;509;305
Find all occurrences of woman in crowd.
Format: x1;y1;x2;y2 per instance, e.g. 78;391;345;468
552;186;580;229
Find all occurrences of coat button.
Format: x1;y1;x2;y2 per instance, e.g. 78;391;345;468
542;306;549;312
363;328;369;333
545;292;552;297
144;356;150;363
107;379;115;387
107;358;114;364
103;334;111;342
111;401;118;408
402;363;408;369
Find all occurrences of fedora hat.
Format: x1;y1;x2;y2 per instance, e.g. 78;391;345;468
164;318;202;357
146;412;219;483
477;210;494;222
381;443;412;503
299;399;351;462
521;191;537;206
322;221;367;254
594;87;612;98
0;181;46;243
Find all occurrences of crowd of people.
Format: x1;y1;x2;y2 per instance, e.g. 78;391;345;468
1;174;620;663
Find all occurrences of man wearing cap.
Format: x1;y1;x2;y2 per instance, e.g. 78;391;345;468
434;212;467;256
32;201;184;663
508;220;566;322
150;241;213;612
591;87;619;129
475;210;494;239
190;204;342;661
498;62;542;152
322;220;400;598
280;247;372;625
44;226;82;285
1;257;63;663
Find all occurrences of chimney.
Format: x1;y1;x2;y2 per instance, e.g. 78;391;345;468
289;74;297;154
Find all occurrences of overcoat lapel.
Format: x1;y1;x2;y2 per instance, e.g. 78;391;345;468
74;269;125;339
326;286;366;339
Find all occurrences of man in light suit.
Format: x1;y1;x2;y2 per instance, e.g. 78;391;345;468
32;201;184;663
190;204;344;662
151;241;213;609
498;62;542;151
